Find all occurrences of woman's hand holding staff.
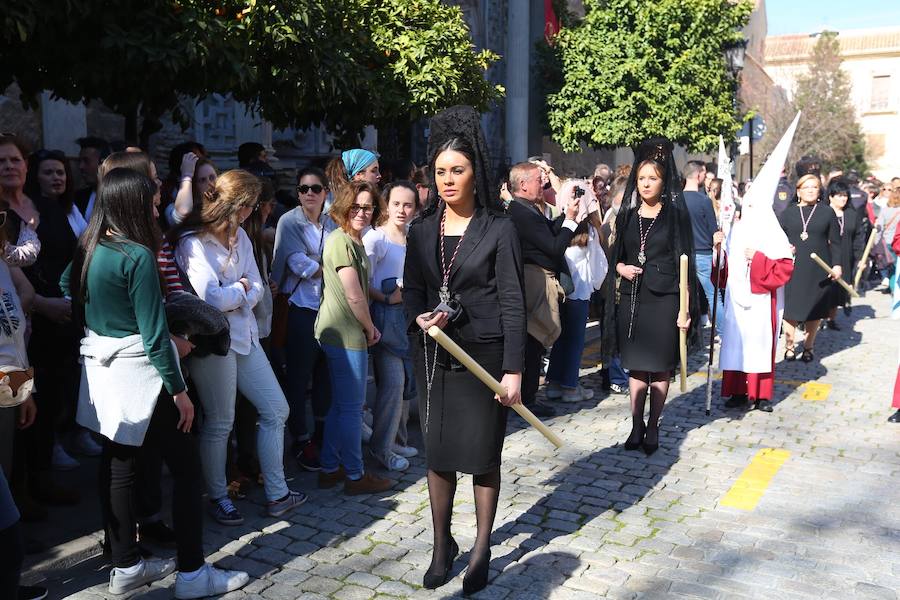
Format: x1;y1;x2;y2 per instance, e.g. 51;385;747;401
810;253;860;298
427;326;563;448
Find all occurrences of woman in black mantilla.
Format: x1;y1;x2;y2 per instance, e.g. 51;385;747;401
602;138;700;455
403;106;526;594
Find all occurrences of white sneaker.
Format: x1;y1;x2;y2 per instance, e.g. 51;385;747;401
361;421;373;443
52;443;80;471
544;382;563;399
175;564;249;599
108;558;176;595
561;385;595;403
371;450;409;472
72;428;103;457
392;444;418;458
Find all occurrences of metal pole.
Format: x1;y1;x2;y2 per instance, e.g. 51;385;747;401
748;117;754;179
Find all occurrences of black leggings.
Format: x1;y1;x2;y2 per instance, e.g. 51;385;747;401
99;395;204;571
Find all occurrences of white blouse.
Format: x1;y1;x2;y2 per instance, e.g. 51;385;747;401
175;228;264;355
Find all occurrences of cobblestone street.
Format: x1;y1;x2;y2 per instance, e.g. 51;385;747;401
31;288;900;600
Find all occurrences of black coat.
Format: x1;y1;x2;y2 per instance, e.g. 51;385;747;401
403;205;526;373
506;197;577;274
826;206;866;308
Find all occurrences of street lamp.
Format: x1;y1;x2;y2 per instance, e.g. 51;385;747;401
725;39;747;77
724;39;747;179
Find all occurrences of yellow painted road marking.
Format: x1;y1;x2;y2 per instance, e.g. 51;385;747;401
691;373;827;394
720;448;790;511
801;382;831;401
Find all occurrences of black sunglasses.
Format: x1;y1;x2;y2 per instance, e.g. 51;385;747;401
297;184;324;194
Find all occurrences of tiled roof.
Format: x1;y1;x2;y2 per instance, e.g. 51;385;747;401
765;28;900;62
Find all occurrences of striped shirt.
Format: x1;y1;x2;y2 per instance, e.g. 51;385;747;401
157;240;184;297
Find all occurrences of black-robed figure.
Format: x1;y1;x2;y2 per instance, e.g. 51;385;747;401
403;106;526;595
823;178;866;328
602;138;700;455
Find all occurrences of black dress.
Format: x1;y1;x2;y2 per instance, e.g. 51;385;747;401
404;208;526;475
615;207;679;372
779;202;842;321
825;206;866;309
23;196;82;366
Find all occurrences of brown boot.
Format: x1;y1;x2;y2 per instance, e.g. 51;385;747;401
344;472;393;496
31;471;81;506
317;467;345;489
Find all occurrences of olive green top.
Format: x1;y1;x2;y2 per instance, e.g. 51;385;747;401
61;240;185;395
315;229;370;350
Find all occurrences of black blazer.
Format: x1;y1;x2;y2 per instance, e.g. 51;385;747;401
404;205;526;373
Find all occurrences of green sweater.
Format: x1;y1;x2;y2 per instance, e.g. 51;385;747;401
315;229;370;350
62;241;185;395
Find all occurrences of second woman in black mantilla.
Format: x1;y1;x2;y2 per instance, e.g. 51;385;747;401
602;138;700;456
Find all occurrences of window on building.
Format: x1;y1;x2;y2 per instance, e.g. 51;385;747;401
870;75;891;111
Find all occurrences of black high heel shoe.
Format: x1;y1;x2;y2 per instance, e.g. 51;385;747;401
462;549;491;595
623;423;645;451
423;537;458;589
642;427;659;456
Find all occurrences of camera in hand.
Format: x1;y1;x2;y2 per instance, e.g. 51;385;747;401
573;186;584;199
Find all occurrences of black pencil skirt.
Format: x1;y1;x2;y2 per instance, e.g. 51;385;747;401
616;285;679;373
415;339;507;474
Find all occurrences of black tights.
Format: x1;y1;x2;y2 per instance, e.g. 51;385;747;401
426;468;500;571
100;395;204;571
625;370;671;446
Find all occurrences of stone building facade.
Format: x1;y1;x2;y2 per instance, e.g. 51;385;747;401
766;26;900;181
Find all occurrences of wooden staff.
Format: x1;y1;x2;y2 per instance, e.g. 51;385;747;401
679;254;689;393
427;326;564;448
705;247;721;416
853;228;878;289
810;253;860;298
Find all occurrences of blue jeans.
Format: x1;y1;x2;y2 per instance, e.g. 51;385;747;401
285;306;331;444
189;344;290;502
320;344;369;479
546;299;590;388
695;252;724;333
371;347;404;464
609;355;628;387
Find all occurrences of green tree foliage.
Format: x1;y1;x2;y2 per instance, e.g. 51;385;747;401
771;32;867;174
545;0;752;153
0;0;501;146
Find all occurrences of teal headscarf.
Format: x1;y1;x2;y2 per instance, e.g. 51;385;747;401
341;149;378;179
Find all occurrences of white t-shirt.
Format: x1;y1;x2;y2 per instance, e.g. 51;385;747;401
363;228;406;293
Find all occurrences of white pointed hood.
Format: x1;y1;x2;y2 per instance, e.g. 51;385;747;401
727;112;800;263
725;113;800;308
